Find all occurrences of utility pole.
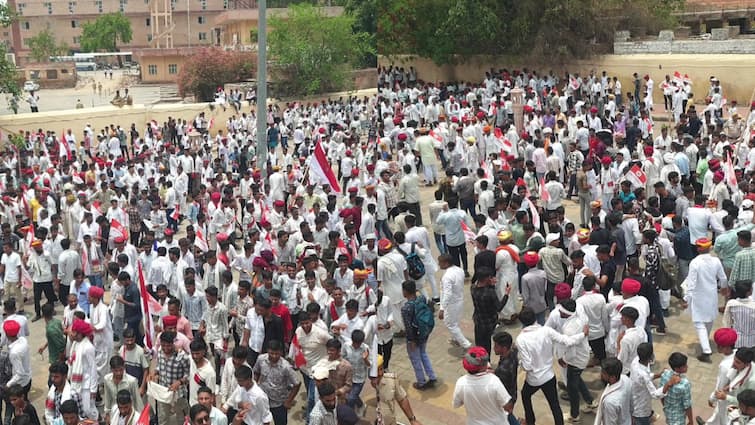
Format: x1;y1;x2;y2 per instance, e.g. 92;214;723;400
256;0;267;179
187;0;191;48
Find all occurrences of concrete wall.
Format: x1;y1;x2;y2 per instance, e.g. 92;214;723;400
0;87;379;138
614;38;755;54
380;54;755;106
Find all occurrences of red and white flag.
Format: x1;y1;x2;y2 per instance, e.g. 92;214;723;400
626;164;648;189
110;218;128;240
288;333;307;369
460;221;477;243
725;153;738;190
20;264;33;289
208;118;215;129
194;227;209;252
137;261;156;353
539;177;550;203
136;404;151;425
171;204;180;221
309;140;341;193
262;232;279;258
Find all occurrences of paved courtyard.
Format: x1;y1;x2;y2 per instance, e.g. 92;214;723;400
20;184;725;425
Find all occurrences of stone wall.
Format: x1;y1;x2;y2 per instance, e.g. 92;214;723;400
614;39;755;54
379;54;755;107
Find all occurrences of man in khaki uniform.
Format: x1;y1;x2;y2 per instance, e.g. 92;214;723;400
370;355;422;425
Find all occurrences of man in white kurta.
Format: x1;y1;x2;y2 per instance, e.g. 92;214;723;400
89;286;114;382
682;238;727;362
495;231;520;321
376;240;407;333
438;255;471;349
68;319;98;420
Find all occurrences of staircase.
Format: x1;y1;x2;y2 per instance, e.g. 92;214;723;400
151;84;183;104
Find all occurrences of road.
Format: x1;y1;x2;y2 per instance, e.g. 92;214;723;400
5;69;166;115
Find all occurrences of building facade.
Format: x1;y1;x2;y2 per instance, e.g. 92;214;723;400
2;0;227;65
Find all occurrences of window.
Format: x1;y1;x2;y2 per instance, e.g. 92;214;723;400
43;2;52;14
119;0;127;12
200;0;206;10
168;64;177;74
71;20;78;28
16;3;25;15
22;22;30;30
198;32;207;41
46;69;58;79
148;64;157;75
197;16;205;24
223;0;227;8
68;1;76;13
22;38;31;47
73;36;80;44
147;34;152;42
145;18;150;26
95;0;103;12
61;69;69;74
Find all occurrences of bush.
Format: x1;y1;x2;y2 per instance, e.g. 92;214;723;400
176;48;256;102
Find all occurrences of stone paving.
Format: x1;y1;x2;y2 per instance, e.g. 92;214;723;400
20;187;726;425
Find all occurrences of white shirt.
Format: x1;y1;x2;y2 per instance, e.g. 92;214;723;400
630;358;668;417
452;372;511;424
244;308;265;353
576;292;606;339
1;251;21;282
595;375;632;425
560;314;591;370
440;265;465;310
7;336;32;386
226;384;273;425
617;327;647;375
516;324;585;386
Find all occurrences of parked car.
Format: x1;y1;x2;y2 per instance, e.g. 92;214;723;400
23;80;39;92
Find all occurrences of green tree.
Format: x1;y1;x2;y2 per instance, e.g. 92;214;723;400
28;28;68;62
268;3;374;96
0;3;20;104
79;13;133;53
344;0;376;67
379;0;685;64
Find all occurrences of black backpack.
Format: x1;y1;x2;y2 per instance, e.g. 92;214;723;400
397;242;426;280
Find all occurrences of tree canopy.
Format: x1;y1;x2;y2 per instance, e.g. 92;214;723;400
28;28;69;62
268;3;374;96
79;12;133;52
378;0;684;65
0;3;20;99
176;48;255;102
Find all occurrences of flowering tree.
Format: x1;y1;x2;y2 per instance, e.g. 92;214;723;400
176;48;256;102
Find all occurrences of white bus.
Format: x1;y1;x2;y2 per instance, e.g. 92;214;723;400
73;53;96;71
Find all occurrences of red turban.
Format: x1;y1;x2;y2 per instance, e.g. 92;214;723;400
114;236;126;244
2;320;20;337
621;278;641;295
88;286;104;299
378;238;393;251
397;133;407;141
71;319;92;336
554;283;572;301
713;327;737;347
462;346;489;373
210;192;221;202
273;200;285;208
253;257;270;269
162;315;178;327
643;145;654;156
601;156;612;165
523;251;539;267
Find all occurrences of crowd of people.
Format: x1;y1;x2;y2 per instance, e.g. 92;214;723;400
0;63;754;425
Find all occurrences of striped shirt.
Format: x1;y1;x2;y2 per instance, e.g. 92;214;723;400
723;298;755;348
